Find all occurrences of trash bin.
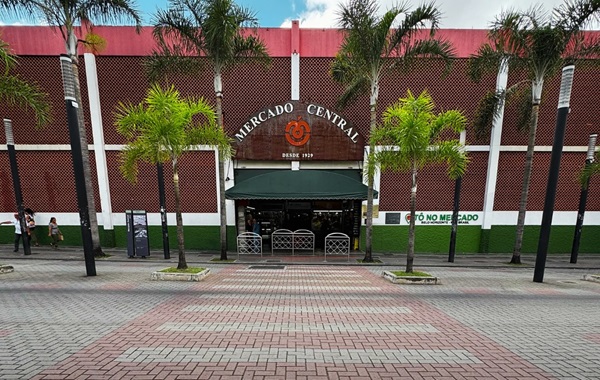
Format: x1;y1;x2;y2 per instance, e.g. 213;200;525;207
125;210;150;258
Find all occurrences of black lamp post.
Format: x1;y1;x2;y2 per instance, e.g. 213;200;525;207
570;133;597;264
59;55;96;276
3;119;31;256
534;64;575;283
157;163;170;259
448;130;467;263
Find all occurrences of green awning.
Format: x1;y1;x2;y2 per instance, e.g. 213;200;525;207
225;170;377;200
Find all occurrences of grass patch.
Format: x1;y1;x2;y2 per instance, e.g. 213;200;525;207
159;267;206;274
390;270;433;277
210;258;236;263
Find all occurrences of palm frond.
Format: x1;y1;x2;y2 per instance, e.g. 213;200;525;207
554;0;600;31
229;34;270;67
330;55;370;110
394;38;455;75
471;90;503;141
392;1;441;44
81;0;142;31
431;110;467;138
0;45;51;129
467;43;504;82
0;76;51;128
0;39;17;74
153;4;204;55
144;51;204;83
579;158;600;188
432;140;469;180
119;143;147;184
506;83;533;133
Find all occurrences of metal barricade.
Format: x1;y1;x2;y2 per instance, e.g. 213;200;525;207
271;229;315;255
271;229;293;255
324;232;350;262
293;229;315;255
237;232;262;259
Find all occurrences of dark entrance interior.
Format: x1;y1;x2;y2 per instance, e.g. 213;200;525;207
242;200;361;249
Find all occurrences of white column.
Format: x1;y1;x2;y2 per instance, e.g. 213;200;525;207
364;146;381;223
217;151;236;225
291;20;300;101
481;58;509;230
84;53;113;230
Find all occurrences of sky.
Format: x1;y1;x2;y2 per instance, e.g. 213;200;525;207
0;0;576;29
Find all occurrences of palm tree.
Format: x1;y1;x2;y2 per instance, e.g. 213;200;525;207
467;0;600;264
330;0;455;262
0;0;142;257
369;89;468;273
114;84;232;269
0;38;51;127
146;0;270;261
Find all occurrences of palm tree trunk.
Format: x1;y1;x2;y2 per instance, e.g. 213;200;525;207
173;160;187;270
512;103;540;264
215;92;228;261
363;101;377;263
69;56;104;257
406;164;417;273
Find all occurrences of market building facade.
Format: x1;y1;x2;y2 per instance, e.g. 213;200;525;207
0;23;599;254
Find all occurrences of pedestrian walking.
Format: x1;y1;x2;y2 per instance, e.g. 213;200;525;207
1;213;24;252
48;217;62;250
26;211;39;247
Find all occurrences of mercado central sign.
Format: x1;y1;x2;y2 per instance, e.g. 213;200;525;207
234;100;365;161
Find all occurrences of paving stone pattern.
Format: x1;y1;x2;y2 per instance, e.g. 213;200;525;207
0;259;598;379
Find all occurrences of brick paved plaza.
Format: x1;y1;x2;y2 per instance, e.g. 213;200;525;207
0;252;599;379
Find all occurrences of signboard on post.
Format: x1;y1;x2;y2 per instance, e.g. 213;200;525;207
125;210;150;257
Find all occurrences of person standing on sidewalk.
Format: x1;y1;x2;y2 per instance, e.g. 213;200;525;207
26;212;39;247
48;217;62;250
1;213;24;252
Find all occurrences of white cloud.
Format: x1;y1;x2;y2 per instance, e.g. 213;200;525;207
284;0;579;29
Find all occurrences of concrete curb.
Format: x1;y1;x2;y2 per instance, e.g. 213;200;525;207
382;270;441;285
150;268;211;281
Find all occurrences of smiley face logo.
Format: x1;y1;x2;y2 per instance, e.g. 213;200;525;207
285;116;311;146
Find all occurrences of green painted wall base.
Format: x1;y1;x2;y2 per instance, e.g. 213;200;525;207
361;225;600;254
100;228;116;248
3;224;599;254
479;229;491;253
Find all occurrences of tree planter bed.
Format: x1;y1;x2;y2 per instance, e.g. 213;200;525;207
382;270;441;285
151;268;210;281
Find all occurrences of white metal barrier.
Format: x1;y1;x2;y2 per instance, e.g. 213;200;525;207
324;232;350;262
237;232;262;258
292;229;315;255
271;229;315;255
271;229;293;255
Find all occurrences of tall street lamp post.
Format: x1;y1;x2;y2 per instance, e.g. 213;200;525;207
157;163;170;259
3;119;31;256
59;55;96;276
570;133;597;263
533;65;575;283
448;130;467;262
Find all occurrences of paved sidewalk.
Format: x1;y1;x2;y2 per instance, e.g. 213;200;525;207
1;243;600;269
1;246;599;379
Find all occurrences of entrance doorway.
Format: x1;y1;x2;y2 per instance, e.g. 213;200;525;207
240;200;361;249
